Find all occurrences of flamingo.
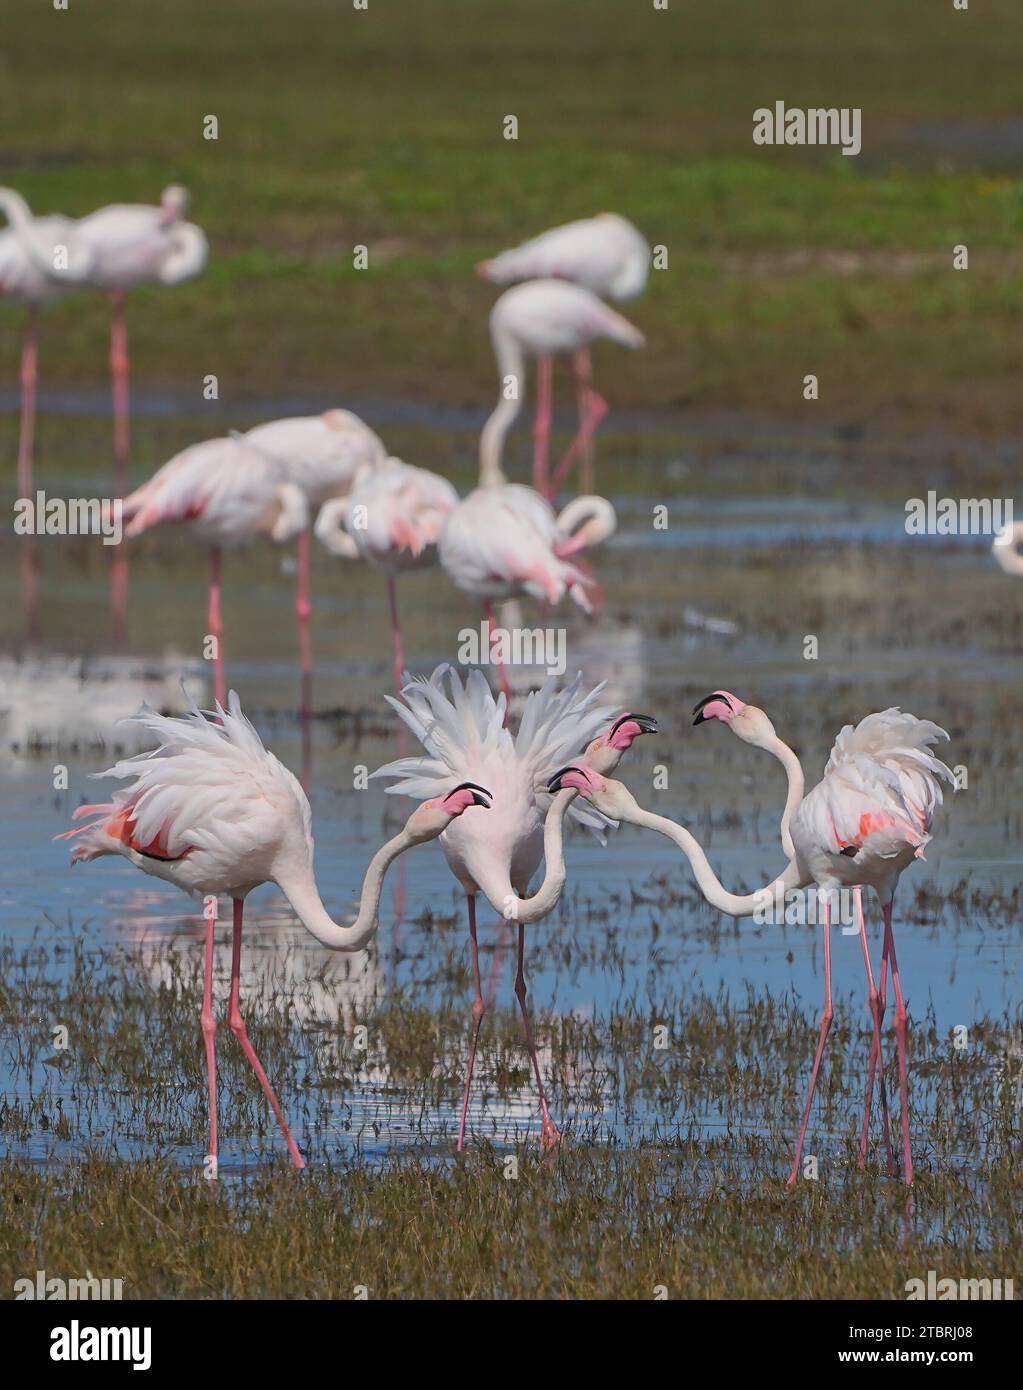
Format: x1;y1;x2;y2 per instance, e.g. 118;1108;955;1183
1;188;93;635
689;692;893;1171
239;410;387;718
372;664;657;1150
478;213;651;302
437;483;616;702
480;279;644;499
993;522;1023;576
57;689;492;1170
314;457;459;693
119;436;308;707
550;702;954;1186
74;185;208;639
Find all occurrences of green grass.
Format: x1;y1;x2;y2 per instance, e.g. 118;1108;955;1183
1;0;1022;434
1;935;1019;1297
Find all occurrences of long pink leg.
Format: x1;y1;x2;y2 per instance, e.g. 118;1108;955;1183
484;601;511;712
387;575;404;695
387;576;408;756
513;921;561;1151
228;898;306;1169
201;904;219;1175
109;290;130;646
552;348;609;493
456;895;485;1153
296;528;313;787
533;355;553;500
786;897;834;1187
856;889;897;1176
209;545;226;709
18;308;39;640
883;902;914;1186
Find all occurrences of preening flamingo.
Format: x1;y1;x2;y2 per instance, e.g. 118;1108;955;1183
373;665;657;1150
315;457;459;693
480;279;644;498
1;188;93;634
240;410;387;715
119;435;308;707
58;690;492;1170
438;484;616;702
992;522;1023;576
552;702;954;1186
478;213;651;302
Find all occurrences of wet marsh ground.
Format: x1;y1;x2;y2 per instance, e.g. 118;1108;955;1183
1;441;1021;1296
2;0;1022;1300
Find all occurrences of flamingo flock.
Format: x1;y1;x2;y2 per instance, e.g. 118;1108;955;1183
3;190;964;1184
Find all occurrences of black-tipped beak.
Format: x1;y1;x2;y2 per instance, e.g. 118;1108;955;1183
691;691;732;726
453;780;493;808
610;712;658;738
547;765;585;794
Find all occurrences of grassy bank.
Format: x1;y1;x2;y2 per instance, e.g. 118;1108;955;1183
1;0;1021;437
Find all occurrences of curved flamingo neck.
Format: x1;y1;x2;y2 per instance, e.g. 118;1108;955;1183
468;788;576;923
479;328;525;487
759;732;805;859
275;825;419;950
624;804;807;917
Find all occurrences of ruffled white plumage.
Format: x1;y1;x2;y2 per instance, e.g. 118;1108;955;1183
793;708;954;872
59;691;312;898
438;484;595;610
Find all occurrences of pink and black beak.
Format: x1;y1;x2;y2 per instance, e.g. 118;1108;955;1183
547;765;594;794
444;781;493;809
607;712;658;746
692;692;735;726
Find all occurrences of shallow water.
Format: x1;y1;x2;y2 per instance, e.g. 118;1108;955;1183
1;421;1020;1169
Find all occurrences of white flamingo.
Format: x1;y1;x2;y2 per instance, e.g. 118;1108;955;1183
992;522;1023;576
480;279;644;497
478;213;651;302
315;457;460;693
438;484;616;702
551;702;954;1186
372;664;657;1150
119;436;308;706
57;689;493;1170
1;188;93;634
238;410;387;716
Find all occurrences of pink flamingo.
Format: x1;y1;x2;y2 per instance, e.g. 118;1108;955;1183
437;483;616;702
58;689;492;1170
119;435;308;707
314;457;459;693
480;279;644;499
373;665;657;1151
553;703;954;1187
74;185;208;639
1;188;93;634
239;410;386;717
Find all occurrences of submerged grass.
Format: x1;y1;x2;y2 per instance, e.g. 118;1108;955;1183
0;936;1019;1297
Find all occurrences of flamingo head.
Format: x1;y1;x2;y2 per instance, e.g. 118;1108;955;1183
160;184;190;222
407;782;492;843
585;712;657;774
546;766;637;821
692;691;779;749
691;690;746;726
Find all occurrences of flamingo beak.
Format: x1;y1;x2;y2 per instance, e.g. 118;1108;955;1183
692;692;734;725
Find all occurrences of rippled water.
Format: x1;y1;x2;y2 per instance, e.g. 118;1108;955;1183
1;423;1020;1166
